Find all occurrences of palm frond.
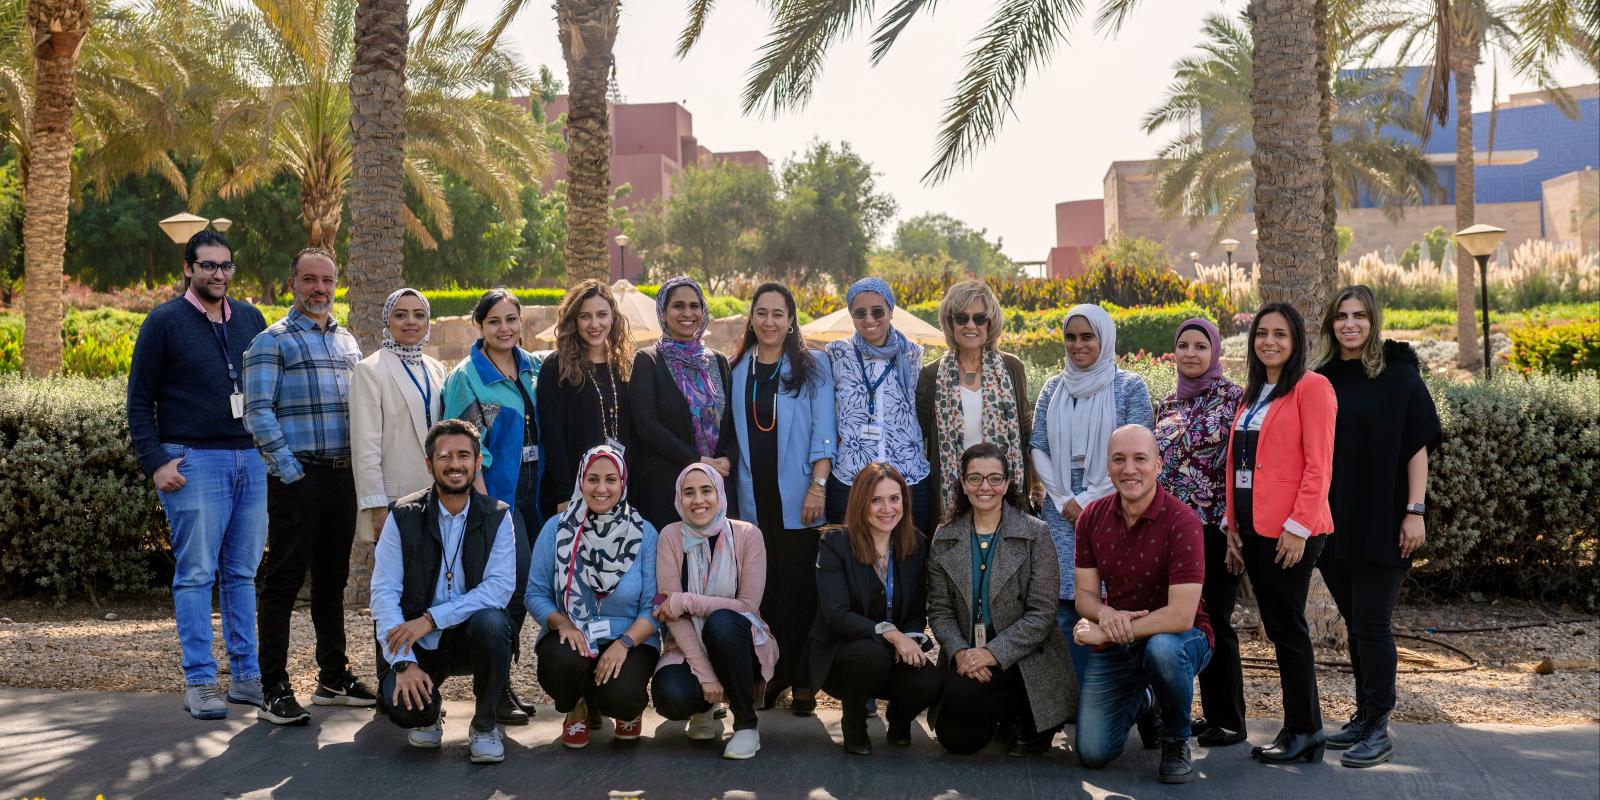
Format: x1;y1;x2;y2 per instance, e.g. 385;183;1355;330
677;0;718;58
867;0;937;64
741;0;876;116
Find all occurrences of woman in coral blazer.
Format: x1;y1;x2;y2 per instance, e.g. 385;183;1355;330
1222;302;1337;766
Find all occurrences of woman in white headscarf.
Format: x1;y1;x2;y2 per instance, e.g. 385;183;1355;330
1028;304;1153;682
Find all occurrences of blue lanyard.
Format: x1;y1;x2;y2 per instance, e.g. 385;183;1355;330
195;304;239;390
853;346;897;418
1240;393;1272;432
882;543;895;619
401;361;434;428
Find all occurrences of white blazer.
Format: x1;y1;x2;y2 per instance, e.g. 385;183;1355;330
350;348;447;540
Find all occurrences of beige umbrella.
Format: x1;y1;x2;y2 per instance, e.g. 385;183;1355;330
800;306;946;348
533;279;662;346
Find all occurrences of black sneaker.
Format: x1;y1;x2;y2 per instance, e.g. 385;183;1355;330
312;671;377;707
1159;739;1194;784
258;686;311;726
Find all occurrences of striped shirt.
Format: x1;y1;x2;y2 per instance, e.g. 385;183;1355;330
243;307;362;483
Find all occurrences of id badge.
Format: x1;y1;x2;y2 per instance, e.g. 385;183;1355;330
1235;469;1253;489
522;445;540;463
605;437;625;455
860;423;882;442
973;624;987;648
585;619;611;648
230;392;246;419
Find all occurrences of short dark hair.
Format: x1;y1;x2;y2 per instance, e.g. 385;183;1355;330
946;442;1024;523
424;419;481;460
472;287;522;325
290;247;336;277
184;230;232;265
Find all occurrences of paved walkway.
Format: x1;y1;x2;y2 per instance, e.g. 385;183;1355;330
3;688;1596;799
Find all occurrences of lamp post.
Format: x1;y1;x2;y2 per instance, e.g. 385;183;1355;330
1189;250;1200;273
1220;238;1240;302
615;233;631;281
1455;224;1506;378
158;212;210;245
211;218;233;233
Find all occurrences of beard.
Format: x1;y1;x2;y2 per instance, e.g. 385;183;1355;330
297;292;333;315
435;469;475;495
191;276;230;302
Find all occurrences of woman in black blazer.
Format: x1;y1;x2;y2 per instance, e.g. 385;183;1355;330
629;275;737;530
808;462;943;756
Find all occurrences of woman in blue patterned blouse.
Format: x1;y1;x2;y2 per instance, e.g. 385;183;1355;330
1153;317;1246;747
1029;304;1153;682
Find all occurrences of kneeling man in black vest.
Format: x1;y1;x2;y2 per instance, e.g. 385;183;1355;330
370;418;516;763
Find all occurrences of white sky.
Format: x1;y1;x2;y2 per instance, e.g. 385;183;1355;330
457;0;1597;261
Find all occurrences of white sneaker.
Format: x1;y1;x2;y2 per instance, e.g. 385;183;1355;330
686;710;724;741
408;711;444;749
468;725;505;763
723;728;760;760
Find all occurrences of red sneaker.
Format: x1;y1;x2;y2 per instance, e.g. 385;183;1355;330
562;718;590;749
613;717;642;740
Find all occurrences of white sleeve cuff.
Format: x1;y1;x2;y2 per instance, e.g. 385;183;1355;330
1282;518;1312;539
358;494;390;511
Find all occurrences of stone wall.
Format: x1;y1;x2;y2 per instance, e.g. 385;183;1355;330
1542;169;1600;251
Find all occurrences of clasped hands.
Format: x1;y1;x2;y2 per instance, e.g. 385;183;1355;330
1073;606;1149;647
953;645;998;682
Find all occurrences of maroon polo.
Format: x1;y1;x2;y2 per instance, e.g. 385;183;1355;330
1076;486;1213;647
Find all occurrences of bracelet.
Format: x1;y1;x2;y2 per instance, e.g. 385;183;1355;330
422;610;437;631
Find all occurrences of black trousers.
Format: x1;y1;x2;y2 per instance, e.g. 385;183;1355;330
762;526;820;693
378;608;512;733
258;464;358;689
1319;557;1408;717
651;610;762;730
820;638;943;726
1240;531;1327;734
934;664;1038;755
824;473;933;537
1198;524;1246;732
535;633;658;720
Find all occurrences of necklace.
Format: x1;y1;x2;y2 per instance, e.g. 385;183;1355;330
592;362;621;443
750;358;780;433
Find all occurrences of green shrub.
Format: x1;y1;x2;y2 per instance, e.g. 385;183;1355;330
997;303;1212;361
1507;320;1600;377
0;375;169;602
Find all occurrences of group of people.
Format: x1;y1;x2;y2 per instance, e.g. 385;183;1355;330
127;229;1441;779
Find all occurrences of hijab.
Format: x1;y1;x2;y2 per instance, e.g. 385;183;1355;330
655;275;724;456
672;463;737;605
380;288;431;366
552;444;646;620
1046;304;1119;499
1174;317;1225;400
844;276;920;400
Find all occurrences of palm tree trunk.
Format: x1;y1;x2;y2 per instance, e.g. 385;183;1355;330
558;0;619;287
1452;45;1482;370
1249;0;1332;319
20;0;90;377
300;170;345;253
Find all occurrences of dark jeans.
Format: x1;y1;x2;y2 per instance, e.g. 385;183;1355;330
1241;531;1327;734
507;505;534;661
651;610;762;730
1076;628;1213;768
1319;557;1408;716
1198;523;1246;732
258;464;357;689
762;526;820;694
534;633;658;720
825;473;933;536
934;664;1037;755
378;608;512;733
820;638;944;727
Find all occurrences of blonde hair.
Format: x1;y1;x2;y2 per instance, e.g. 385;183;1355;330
1316;284;1386;378
937;279;1004;352
554;280;634;388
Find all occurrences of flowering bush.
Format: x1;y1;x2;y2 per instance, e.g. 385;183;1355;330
1507;320;1600;378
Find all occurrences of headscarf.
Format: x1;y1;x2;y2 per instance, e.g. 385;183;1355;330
671;463;739;633
844;276;920;400
1045;304;1118;505
380;288;431;366
552;444;646;623
655;275;724;456
1174;317;1225;400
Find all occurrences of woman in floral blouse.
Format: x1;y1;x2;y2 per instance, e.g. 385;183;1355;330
1153;316;1245;748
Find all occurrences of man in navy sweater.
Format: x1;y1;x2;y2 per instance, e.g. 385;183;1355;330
127;230;269;720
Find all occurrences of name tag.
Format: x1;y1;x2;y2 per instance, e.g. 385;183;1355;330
522;445;539;463
585;619;611;649
230;392;246;419
973;624;987;648
1235;469;1253;489
860;423;882;442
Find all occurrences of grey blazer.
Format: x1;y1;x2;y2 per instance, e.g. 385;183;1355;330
926;506;1076;730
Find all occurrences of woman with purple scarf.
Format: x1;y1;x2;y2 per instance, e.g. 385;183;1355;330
1152;317;1246;747
629;275;738;530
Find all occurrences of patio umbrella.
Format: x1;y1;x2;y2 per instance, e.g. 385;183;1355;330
800;306;946;348
533;279;662;346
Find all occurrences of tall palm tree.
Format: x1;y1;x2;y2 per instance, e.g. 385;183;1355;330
1362;0;1596;369
1145;13;1438;252
345;0;408;351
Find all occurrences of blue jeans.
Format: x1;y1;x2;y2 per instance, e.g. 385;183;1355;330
156;444;267;685
1055;601;1091;683
1076;627;1212;768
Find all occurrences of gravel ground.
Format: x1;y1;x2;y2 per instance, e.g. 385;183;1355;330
1;597;1594;725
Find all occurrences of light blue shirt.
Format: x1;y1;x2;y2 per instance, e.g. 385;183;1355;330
527;515;661;651
370;497;516;665
827;341;930;485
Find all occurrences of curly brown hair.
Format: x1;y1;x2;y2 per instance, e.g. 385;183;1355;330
554;280;633;388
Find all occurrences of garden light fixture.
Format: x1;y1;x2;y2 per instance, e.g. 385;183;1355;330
1455;223;1506;379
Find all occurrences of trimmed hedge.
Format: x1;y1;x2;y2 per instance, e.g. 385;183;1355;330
990;303;1214;364
1507;320;1600;378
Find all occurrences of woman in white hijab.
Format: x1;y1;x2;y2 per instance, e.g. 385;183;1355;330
1028;304;1154;681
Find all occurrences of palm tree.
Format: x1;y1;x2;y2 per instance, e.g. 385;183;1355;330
345;0;408;351
1145;13;1438;252
1361;0;1596;369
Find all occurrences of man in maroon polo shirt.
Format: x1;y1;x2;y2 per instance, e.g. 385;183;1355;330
1072;425;1213;784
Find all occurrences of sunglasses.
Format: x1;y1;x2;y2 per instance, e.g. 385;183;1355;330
963;473;1009;487
951;312;990;327
851;306;888;320
192;260;237;274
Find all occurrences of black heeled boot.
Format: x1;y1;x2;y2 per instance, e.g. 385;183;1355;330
842;704;872;756
1325;706;1369;750
1251;727;1292;758
1256;730;1326;764
791;688;817;716
885;704;913;747
1341;714;1393;768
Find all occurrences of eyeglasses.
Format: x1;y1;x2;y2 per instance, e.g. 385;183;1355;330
963;473;1008;487
851;306;887;320
951;312;990;327
192;260;237;274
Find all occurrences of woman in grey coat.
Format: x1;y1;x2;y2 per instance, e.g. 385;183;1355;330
927;443;1075;756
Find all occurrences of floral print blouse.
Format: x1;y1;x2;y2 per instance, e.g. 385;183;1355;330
1154;376;1243;528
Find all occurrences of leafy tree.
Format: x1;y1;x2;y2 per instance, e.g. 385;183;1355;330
765;141;896;287
1084;234;1173;274
66;172;186;291
198;173;315;301
516;180;632;284
866;249;964;283
1335;224;1353;257
893;212;1016;278
403;177;522;289
634;160;776;294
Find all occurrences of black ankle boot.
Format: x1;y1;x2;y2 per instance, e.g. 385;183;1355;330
791;688;817;717
1256;730;1326;764
496;686;530;725
1159;738;1194;784
885;704;913;747
842;707;872;755
1341;714;1393;768
1325;707;1369;750
1251;727;1291;758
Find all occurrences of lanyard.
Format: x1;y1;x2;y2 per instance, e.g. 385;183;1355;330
561;519;589;616
1237;393;1273;472
974;533;997;624
441;513;465;599
882;543;895;620
853;347;897;418
197;306;239;391
401;361;434;428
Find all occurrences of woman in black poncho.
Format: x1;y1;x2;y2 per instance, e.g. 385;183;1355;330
1313;285;1442;769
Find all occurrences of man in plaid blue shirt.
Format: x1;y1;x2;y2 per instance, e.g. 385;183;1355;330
243;247;376;724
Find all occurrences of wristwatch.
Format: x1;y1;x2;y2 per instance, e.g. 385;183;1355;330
619;633;637;650
811;477;827;490
394;661;411;673
1405;502;1426;516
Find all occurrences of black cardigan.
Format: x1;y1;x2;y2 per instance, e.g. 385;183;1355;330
914;351;1037;523
627;345;737;530
806;528;930;690
535;352;634;519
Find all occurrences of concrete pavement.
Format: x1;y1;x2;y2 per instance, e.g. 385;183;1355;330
3;688;1596;799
